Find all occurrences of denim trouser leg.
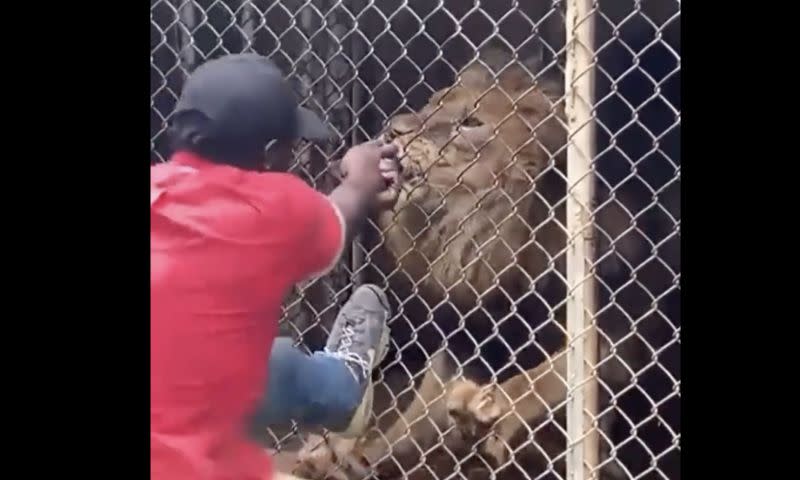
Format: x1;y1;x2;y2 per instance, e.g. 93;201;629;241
248;337;362;432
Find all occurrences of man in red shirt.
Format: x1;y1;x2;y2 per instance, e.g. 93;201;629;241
151;54;400;480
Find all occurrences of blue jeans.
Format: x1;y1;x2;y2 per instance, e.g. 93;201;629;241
248;337;362;432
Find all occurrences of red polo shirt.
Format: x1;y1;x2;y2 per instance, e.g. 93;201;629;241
151;152;345;480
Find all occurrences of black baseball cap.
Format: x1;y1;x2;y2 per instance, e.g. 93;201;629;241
170;54;332;154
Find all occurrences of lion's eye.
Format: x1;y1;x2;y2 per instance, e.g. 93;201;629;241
460;116;484;128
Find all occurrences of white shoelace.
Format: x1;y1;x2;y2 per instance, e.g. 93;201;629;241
322;325;371;382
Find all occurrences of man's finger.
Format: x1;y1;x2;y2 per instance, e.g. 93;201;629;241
381;169;398;184
378;142;399;158
379;157;396;171
359;138;386;149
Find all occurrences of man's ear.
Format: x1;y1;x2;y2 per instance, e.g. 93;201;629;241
262;139;295;172
168;109;214;146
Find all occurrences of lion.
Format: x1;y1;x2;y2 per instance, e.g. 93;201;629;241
293;41;679;480
292;42;571;479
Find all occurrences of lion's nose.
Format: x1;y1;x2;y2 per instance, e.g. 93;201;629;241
387;114;421;140
384;126;410;142
390;126;412;139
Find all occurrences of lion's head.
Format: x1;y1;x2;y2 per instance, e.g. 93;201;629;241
388;47;565;198
377;45;568;312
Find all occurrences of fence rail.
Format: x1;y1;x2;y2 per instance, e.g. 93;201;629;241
151;1;681;479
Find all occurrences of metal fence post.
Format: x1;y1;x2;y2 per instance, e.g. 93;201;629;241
176;0;197;72
564;0;599;479
349;0;367;287
240;0;257;53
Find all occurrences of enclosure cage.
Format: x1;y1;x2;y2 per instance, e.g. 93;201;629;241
151;0;680;479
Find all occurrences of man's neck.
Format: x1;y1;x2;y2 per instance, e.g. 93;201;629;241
171;150;267;172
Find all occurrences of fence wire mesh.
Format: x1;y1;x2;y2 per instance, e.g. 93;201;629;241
151;1;680;479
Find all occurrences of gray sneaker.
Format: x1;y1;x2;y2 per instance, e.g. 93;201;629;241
320;284;391;437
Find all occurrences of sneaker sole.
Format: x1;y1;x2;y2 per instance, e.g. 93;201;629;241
362;284;391;366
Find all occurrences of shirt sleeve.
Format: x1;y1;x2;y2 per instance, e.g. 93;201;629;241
277;174;347;283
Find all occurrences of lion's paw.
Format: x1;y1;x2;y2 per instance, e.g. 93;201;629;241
293;434;337;480
447;380;508;437
446;380;512;466
294;434;372;480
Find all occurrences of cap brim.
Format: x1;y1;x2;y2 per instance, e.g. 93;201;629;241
296;107;333;141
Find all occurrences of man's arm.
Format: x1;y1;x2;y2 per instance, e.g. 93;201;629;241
282;141;399;282
326;182;374;246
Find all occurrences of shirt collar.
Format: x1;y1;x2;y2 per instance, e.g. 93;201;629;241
169;150;217;170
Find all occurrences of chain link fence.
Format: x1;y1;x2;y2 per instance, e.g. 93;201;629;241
151;0;680;479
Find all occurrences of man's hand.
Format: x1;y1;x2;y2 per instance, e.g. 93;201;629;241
328;141;400;245
340;141;399;207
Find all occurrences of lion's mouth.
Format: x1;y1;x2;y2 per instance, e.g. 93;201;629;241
398;174;426;199
399;160;425;188
400;163;422;181
380;132;427;192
